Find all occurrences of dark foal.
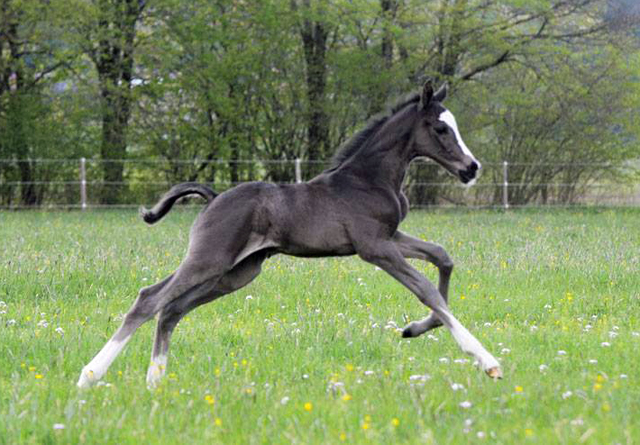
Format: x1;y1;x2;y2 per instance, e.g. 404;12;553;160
77;81;501;389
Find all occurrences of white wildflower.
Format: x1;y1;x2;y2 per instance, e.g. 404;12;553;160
557;350;567;356
601;342;611;347
562;391;573;399
53;424;65;430
409;374;431;382
451;383;464;391
539;364;549;372
280;396;290;405
459;400;472;409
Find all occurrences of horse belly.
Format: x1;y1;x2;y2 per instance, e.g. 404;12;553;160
278;218;355;258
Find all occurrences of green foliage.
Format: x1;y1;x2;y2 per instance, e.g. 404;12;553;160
1;0;639;205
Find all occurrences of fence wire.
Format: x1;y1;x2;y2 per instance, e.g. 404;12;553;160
0;158;638;209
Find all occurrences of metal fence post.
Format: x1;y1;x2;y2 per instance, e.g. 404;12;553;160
502;160;509;210
80;157;87;210
295;158;302;184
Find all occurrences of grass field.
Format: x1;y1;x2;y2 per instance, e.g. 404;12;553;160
1;208;639;444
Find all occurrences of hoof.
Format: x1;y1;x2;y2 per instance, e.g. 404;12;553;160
486;367;503;379
402;326;417;338
77;368;98;389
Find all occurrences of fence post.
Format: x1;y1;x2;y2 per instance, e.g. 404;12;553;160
295;158;302;184
502;160;509;210
80;157;87;210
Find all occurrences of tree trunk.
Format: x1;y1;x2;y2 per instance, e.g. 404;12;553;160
93;0;144;204
300;9;329;178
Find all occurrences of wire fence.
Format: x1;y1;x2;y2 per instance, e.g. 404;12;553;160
0;158;638;209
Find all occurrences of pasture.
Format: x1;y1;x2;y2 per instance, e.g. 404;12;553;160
1;209;639;443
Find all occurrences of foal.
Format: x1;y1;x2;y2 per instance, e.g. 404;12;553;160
77;81;502;388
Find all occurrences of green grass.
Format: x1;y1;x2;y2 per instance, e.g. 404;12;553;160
1;208;639;444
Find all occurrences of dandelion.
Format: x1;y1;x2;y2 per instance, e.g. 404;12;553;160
345;364;354;372
362;422;370;430
391;418;400;427
339;433;346;441
304;402;313;412
214;417;223;426
514;385;523;393
459;400;472;409
204;394;215;405
602;402;611;412
525;428;533;437
342;394;352;401
593;383;603;391
35;374;43;379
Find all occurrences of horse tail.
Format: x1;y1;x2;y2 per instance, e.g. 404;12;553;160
140;182;217;225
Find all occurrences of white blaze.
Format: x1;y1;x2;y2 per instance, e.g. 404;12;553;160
438;110;481;168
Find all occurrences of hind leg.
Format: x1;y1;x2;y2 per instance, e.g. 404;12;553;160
77;260;226;388
76;274;175;388
146;251;267;388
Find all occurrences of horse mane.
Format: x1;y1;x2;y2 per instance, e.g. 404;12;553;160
328;93;421;170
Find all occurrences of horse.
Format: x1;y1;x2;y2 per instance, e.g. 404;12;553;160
77;80;502;389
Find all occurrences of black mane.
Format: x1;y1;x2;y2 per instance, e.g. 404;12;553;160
328;93;421;169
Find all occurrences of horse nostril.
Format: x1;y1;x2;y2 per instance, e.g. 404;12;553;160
470;161;478;172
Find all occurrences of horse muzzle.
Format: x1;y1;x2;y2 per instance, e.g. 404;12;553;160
458;161;479;184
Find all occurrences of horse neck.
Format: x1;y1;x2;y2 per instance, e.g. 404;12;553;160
342;111;416;192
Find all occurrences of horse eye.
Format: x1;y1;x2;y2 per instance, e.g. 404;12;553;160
435;126;448;135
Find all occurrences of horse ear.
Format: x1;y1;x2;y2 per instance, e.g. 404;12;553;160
420;79;434;109
434;83;448;102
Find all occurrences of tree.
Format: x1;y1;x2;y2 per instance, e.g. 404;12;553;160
70;0;146;203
